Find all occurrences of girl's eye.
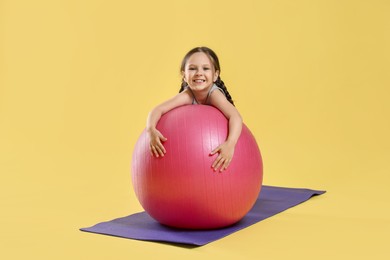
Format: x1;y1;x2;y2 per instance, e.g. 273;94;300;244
189;68;196;70
204;68;210;70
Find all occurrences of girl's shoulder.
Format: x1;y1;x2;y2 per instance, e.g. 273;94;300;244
209;86;230;106
210;84;226;96
172;88;193;104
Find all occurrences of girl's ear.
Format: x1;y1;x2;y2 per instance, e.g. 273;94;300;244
181;71;187;83
214;70;220;82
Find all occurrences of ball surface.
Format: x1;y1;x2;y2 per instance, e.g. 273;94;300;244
132;105;263;229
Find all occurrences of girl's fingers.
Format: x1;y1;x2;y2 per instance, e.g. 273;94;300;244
155;145;163;157
213;156;225;172
156;145;165;156
211;154;221;168
150;143;166;157
157;131;167;142
159;143;166;154
210;147;220;155
153;145;160;157
212;155;232;172
222;159;231;171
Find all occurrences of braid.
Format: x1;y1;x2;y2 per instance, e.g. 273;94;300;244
179;79;187;93
215;76;235;106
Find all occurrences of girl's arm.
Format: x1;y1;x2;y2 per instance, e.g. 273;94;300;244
209;91;243;172
146;90;192;157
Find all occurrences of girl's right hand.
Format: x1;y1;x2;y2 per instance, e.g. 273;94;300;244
147;128;167;157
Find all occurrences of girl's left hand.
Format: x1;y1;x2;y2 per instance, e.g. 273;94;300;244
210;141;235;172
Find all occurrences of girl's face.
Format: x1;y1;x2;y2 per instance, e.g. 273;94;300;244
182;52;219;92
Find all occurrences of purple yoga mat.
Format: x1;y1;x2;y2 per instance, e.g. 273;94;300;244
80;185;325;246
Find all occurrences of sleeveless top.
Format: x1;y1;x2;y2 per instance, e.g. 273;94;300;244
185;84;226;105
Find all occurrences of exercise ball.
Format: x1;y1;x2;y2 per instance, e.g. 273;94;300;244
132;105;263;229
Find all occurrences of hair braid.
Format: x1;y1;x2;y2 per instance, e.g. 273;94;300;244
215;77;235;106
179;79;187;93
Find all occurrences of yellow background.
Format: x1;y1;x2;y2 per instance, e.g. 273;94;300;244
1;0;389;259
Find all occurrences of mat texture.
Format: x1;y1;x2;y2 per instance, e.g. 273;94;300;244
80;185;325;246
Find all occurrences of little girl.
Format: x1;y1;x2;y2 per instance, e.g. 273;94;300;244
146;47;243;172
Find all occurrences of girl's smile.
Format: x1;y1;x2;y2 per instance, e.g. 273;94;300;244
193;79;206;86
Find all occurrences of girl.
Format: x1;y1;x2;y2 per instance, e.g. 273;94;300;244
146;47;242;172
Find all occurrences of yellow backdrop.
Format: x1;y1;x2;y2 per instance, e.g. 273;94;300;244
1;0;389;259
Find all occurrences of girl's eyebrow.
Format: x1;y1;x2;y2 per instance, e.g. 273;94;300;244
188;64;212;67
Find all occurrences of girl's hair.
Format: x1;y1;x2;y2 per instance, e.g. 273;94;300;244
179;47;235;106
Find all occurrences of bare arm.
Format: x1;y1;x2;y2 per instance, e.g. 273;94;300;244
209;91;243;171
146;90;192;157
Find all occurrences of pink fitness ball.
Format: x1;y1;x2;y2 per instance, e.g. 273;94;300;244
132;105;263;229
